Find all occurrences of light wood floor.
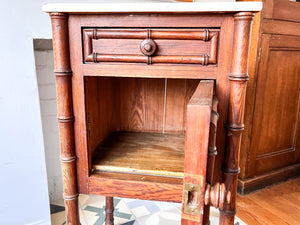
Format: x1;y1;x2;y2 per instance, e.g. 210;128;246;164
236;177;300;225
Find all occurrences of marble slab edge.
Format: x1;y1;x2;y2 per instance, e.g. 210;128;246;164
43;2;263;13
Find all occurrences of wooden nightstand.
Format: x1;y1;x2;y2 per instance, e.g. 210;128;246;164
44;2;262;224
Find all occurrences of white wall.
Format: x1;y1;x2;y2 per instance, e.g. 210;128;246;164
0;1;52;224
35;44;64;202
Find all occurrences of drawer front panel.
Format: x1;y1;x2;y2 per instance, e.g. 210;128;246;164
83;28;219;65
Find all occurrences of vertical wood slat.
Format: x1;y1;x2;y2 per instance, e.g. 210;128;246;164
50;12;80;225
219;12;254;225
164;79;186;132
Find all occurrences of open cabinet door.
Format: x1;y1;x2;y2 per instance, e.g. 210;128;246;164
181;80;215;225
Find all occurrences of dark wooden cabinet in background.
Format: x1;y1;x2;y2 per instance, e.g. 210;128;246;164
238;0;300;194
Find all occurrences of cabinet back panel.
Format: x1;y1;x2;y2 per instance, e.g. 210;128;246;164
165;79;200;132
119;78;200;132
119;78;165;132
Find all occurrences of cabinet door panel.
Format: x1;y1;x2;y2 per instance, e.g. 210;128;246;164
250;35;300;175
181;80;214;224
272;0;300;23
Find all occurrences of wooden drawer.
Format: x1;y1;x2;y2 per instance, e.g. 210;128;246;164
83;28;219;66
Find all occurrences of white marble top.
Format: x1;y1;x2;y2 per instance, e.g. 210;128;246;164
43;2;262;13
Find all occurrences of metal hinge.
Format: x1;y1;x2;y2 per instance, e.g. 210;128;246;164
183;183;201;216
87;113;91;140
258;48;262;62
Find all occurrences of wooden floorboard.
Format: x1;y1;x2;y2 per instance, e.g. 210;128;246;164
237;177;300;225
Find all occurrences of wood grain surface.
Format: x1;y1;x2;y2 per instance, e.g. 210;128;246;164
93;131;185;178
50;12;80;225
85;77;119;158
220;12;254;225
251;49;300;175
83;28;218;65
181;80;214;225
238;0;300;194
105;197;114;225
119;78;165;132
89;172;183;202
237;177;300;225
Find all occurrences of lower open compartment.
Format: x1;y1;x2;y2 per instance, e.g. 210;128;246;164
84;77;211;185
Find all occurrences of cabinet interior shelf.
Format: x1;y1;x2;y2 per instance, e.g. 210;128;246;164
92;131;185;179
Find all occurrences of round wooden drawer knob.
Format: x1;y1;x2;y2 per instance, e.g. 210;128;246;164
140;39;157;56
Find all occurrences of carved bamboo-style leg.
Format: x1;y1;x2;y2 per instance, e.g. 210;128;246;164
203;97;219;225
105;197;114;225
219;12;254;225
50;12;80;225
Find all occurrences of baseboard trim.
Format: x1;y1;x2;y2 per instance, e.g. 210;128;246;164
238;163;300;195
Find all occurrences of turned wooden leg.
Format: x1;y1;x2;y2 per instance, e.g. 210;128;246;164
105;197;114;225
50;12;80;225
219;12;254;225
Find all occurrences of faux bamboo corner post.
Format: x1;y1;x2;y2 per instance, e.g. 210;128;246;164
220;12;254;224
50;12;80;225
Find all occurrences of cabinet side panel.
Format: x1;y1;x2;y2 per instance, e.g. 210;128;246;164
85;77;120;157
212;16;234;184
